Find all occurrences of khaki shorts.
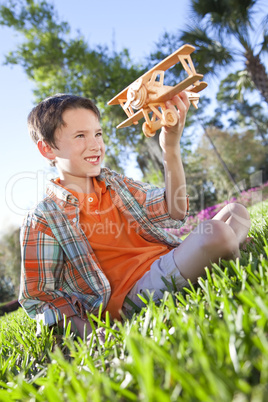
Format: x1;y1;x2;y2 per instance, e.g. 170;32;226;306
122;248;188;314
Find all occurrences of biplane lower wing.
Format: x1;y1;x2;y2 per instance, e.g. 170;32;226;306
117;109;144;129
157;74;205;102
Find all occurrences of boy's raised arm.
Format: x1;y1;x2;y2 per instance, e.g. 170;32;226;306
159;92;190;221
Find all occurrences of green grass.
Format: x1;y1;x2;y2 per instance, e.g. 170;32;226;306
0;201;268;401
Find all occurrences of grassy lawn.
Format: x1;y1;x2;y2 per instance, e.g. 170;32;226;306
0;200;268;401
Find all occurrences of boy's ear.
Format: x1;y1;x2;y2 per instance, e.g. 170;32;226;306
37;140;56;162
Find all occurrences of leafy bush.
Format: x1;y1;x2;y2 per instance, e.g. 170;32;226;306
0;228;21;297
0;275;15;303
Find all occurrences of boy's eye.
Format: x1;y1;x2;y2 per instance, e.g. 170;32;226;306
96;132;102;137
76;134;84;138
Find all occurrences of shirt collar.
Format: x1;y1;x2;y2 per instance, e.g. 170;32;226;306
47;177;107;206
47;179;79;206
93;177;106;196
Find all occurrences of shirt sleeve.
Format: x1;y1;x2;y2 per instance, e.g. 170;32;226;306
145;187;189;229
122;176;188;229
19;217;79;327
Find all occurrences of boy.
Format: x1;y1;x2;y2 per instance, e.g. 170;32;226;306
19;93;251;337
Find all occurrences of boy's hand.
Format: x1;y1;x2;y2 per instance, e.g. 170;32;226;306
159;92;190;153
63;316;107;344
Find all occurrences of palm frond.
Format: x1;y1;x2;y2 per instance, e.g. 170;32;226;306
217;70;254;104
260;34;268;52
190;0;258;35
180;26;233;75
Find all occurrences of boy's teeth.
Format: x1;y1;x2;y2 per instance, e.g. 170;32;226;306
86;157;98;162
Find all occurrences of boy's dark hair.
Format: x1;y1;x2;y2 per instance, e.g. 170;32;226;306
28;94;101;149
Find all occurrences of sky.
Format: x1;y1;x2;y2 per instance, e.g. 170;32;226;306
0;0;267;236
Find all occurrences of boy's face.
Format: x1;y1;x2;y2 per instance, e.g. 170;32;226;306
51;108;105;189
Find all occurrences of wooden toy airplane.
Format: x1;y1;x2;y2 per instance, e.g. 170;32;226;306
108;44;207;137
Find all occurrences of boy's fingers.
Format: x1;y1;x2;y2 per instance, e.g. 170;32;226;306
174;92;190;110
165;92;190;113
166;100;176;110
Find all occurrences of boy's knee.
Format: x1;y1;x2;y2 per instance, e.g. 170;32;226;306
226;202;251;227
199;220;239;259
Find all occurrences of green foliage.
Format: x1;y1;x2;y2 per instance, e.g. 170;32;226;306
147;0;268;196
0;201;268;400
193;126;268;202
0;0;146;173
217;71;255;104
191;0;259;32
1;0;268;185
0;276;15;303
217;73;268;147
151;0;268;104
0;0;141;102
181;0;268;70
0;228;21;298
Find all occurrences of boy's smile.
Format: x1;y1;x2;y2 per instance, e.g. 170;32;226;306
51;108;105;192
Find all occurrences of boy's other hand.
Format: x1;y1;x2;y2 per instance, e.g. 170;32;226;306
159;92;190;154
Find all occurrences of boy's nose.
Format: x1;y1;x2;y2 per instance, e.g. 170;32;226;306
88;137;101;151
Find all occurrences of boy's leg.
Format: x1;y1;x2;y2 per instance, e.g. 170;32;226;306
212;202;251;245
173;202;250;283
124;218;240;311
122;203;250;314
122;248;189;313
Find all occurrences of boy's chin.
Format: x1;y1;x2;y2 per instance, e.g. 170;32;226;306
86;168;102;178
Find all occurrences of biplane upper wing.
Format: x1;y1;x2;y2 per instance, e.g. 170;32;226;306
108;44;196;106
117;109;144;129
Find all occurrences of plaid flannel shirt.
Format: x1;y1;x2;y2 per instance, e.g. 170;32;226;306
19;168;187;326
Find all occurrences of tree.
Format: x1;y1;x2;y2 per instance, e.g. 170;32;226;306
195;126;267;202
179;0;268;104
0;228;20;296
0;0;148;173
216;71;268;181
0;275;15;303
217;72;268;148
0;0;211;181
148;1;268;193
149;0;268;104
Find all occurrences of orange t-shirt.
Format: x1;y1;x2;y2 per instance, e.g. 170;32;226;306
62;178;171;319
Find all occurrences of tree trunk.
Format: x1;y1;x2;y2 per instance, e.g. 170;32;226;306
245;50;268;104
